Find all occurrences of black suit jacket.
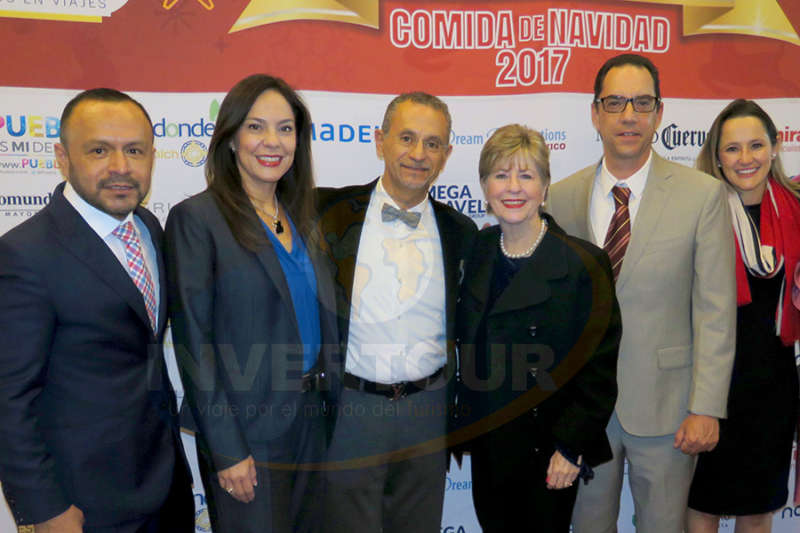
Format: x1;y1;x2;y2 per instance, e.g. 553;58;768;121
456;215;621;480
316;179;477;416
165;190;339;471
0;182;187;527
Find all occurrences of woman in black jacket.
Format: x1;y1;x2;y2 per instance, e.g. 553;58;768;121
166;74;338;533
456;124;622;532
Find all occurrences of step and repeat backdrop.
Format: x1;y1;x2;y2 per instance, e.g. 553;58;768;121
1;1;799;531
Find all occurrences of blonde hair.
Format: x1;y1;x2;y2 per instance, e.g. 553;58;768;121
479;124;551;186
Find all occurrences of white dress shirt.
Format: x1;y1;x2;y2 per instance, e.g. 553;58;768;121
63;182;160;323
345;178;447;384
589;150;653;247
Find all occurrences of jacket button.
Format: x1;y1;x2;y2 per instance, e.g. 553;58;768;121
528;326;537;337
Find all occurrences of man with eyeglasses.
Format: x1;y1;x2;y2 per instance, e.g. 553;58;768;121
316;92;476;533
549;54;736;533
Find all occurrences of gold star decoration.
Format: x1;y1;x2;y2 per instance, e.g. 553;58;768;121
229;0;378;33
624;0;800;46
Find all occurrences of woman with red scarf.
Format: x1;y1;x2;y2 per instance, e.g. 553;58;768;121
688;99;800;533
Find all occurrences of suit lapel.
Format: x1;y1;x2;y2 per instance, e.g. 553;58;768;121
432;200;465;340
47;185;154;333
318;181;374;343
616;154;673;290
570;165;597;242
254;236;302;342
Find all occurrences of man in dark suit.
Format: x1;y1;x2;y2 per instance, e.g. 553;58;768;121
0;89;194;532
317;92;476;533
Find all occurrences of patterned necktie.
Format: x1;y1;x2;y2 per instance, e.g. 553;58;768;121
381;203;421;228
112;221;158;332
603;185;632;282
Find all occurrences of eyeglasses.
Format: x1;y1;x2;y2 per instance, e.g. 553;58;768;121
595;95;660;113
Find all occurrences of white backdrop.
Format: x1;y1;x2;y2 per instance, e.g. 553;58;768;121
1;87;799;532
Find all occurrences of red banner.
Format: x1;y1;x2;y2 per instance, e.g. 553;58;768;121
1;0;799;97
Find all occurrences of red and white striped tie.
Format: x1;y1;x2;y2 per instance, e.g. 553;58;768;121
603;185;632;282
113;221;158;332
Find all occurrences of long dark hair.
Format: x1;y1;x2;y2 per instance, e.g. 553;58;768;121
206;74;317;251
697;99;800;200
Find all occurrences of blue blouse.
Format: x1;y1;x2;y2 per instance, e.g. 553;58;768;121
261;216;320;373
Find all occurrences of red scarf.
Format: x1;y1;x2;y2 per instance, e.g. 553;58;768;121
733;178;800;346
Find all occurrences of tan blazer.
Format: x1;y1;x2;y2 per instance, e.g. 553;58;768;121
548;152;736;437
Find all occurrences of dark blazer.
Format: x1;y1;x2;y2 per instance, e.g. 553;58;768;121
316;179;477;413
0;182;187;527
456;215;621;483
165;190;339;471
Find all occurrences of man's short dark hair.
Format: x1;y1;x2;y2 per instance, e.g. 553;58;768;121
593;54;661;103
60;88;153;145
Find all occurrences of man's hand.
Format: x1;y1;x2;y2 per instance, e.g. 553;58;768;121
34;505;84;533
218;455;257;503
673;414;719;455
546;451;580;490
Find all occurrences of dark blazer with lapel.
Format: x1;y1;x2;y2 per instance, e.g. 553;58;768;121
456;215;621;484
165;190;339;471
316;179;477;412
0;182;186;527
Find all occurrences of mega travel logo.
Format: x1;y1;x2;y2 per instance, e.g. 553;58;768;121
429;184;486;217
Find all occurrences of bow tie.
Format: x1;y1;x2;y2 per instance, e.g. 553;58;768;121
381;203;421;228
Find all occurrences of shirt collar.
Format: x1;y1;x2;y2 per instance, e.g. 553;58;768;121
598;150;652;199
375;176;431;216
63;181;135;240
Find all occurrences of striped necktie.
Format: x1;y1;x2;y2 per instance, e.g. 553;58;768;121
603;185;632;282
112;221;158;332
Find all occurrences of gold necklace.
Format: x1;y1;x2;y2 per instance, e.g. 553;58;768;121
254;202;284;234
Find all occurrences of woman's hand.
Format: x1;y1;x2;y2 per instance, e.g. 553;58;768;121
545;450;580;490
217;455;257;503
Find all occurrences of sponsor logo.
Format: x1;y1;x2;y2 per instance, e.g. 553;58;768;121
781;505;800;519
485;127;568;151
441;527;467;533
0;192;53;219
311;122;378;143
0;140;57;155
0;0;129;23
429;184;486;216
445;476;472;491
659;123;707;151
181;140;208;167
779;125;800;152
0;124;61;174
153;117;215;138
0;115;60;139
450;130;484;145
